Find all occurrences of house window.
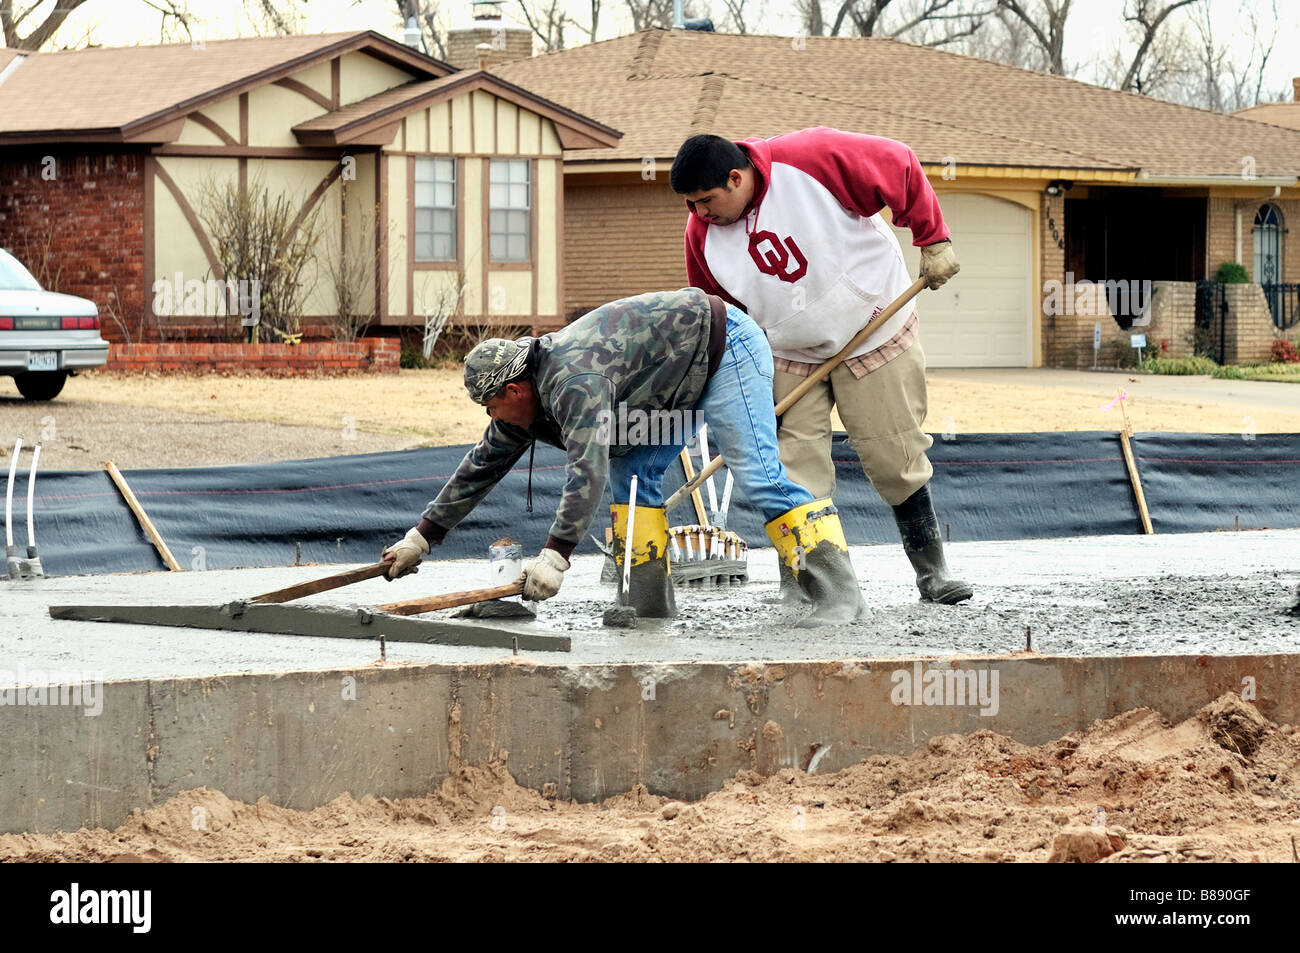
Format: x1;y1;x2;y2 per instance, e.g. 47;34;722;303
489;159;530;262
415;157;456;261
1253;204;1282;285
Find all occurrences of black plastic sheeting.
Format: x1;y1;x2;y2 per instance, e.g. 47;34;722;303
1129;433;1300;534
8;432;1297;577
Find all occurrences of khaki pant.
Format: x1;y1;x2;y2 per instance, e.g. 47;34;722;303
772;341;932;507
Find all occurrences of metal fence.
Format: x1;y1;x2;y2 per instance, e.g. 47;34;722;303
1194;280;1227;364
1261;283;1300;331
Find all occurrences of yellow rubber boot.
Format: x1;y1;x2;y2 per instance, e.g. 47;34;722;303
766;499;868;627
610;503;676;618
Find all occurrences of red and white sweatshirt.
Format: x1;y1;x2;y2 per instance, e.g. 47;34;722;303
683;127;948;363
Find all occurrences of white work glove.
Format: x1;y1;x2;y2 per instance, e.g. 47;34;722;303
522;548;569;601
382;527;429;580
919;239;960;290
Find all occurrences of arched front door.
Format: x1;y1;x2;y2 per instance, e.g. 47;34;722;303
1253;204;1283;284
1254;204;1286;328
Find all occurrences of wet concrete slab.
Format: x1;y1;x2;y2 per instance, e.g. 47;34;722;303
3;530;1298;684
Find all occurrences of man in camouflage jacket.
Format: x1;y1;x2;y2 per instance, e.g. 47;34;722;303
383;287;869;625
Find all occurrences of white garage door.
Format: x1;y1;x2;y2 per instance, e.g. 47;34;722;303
892;193;1032;367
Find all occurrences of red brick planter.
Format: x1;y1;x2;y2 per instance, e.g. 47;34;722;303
102;338;400;375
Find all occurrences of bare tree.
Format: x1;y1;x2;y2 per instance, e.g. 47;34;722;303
1172;0;1285;111
1;0;199;49
517;0;569;51
0;0;91;49
797;1;990;48
396;0;449;60
718;0;753;34
243;0;306;36
624;0;714;29
626;0;676;29
1218;0;1283;109
993;0;1072;74
1117;0;1199;93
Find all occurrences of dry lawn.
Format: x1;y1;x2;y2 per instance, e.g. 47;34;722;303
55;368;1300;447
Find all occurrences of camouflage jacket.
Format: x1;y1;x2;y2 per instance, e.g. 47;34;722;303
422;288;717;549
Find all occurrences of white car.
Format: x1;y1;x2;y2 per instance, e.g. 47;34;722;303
0;248;108;400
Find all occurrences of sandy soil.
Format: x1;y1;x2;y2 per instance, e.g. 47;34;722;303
2;694;1294;863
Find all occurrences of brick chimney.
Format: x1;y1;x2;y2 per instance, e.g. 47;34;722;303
446;1;532;71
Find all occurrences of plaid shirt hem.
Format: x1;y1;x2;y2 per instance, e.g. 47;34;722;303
772;310;919;379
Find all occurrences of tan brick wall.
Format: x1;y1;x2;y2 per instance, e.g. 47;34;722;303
1039;192;1074;366
1145;281;1198;358
1224;283;1289;365
562;176;688;318
1206;197;1236;279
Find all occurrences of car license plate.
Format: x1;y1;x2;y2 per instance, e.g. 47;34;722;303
27;351;58;372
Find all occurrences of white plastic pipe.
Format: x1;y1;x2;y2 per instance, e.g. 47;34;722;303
719;469;734;523
26;443;40;550
622;476;637;597
5;436;21;549
698;426;719;517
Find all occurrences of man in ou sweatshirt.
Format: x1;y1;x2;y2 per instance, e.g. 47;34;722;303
670;128;972;605
382;287;869;626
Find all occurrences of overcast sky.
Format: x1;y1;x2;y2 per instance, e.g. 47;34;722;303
31;0;1300;101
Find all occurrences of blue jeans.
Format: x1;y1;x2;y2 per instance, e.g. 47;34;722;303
608;306;814;521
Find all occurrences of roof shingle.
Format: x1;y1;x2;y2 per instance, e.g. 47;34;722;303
495;29;1300;178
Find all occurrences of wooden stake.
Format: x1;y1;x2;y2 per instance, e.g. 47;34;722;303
1118;427;1154;535
104;461;183;571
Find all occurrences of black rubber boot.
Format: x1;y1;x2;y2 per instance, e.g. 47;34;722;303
892;483;973;604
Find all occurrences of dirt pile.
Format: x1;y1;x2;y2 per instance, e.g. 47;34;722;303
2;694;1295;862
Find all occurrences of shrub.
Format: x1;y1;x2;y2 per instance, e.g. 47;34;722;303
1210;364;1247;380
400;342;432;369
1213;262;1250;284
197;173;323;343
1270;339;1300;364
1140;355;1219;375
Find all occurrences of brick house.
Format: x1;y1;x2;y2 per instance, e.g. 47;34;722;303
0;31;618;351
494;29;1300;368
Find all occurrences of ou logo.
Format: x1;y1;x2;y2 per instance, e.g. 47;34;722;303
748;230;808;283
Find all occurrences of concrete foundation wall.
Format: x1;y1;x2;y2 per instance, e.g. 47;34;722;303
2;654;1297;834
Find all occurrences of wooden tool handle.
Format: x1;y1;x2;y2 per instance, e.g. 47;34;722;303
664;277;928;514
677;449;710;525
378;581;526;617
250;561;392;604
